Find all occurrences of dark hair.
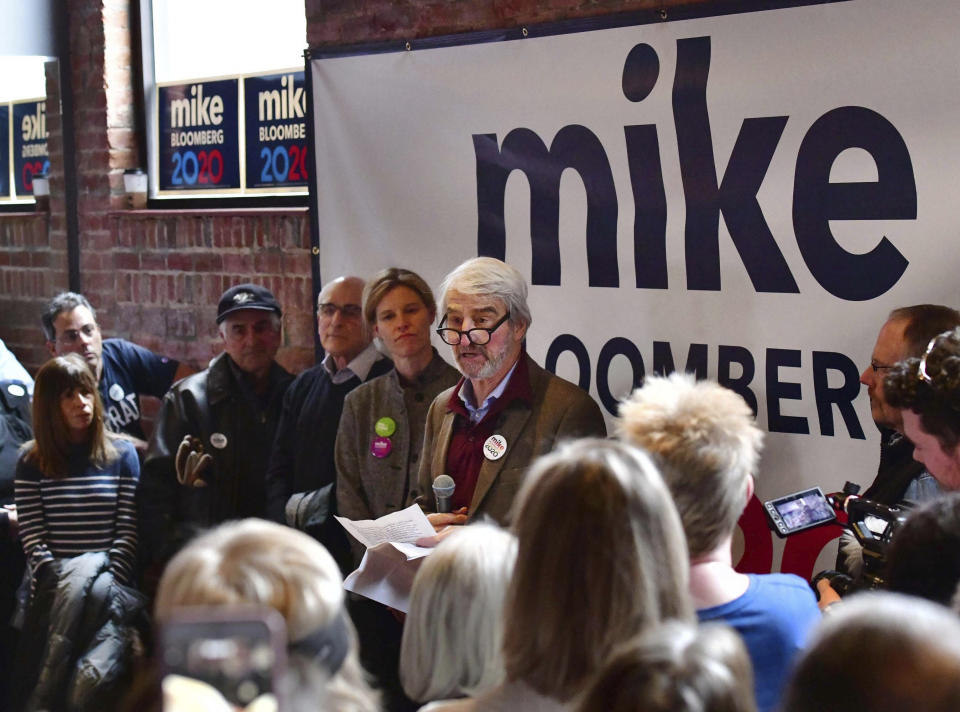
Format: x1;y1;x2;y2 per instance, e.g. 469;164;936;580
885;327;960;449
886;493;960;606
888;305;960;358
41;291;95;342
782;592;960;712
25;353;116;477
576;621;757;712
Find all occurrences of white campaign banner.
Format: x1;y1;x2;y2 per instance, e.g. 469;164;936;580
309;0;960;574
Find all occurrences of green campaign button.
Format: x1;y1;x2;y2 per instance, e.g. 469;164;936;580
375;417;397;437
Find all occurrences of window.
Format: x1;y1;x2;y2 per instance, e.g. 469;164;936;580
0;57;49;205
143;0;308;201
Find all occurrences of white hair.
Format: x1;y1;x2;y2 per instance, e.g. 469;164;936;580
400;522;517;702
438;257;532;328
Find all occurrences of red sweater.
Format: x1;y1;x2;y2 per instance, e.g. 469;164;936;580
443;356;533;510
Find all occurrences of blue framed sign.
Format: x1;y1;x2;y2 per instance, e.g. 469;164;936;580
157;78;241;192
12;99;48;197
244;71;308;190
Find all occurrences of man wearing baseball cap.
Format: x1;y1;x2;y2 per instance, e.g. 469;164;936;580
139;284;294;570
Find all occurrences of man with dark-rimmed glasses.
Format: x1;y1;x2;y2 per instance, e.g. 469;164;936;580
417;256;605;536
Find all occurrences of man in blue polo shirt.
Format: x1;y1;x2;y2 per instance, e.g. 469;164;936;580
42;291;193;451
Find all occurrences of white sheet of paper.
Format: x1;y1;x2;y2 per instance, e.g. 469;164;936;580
334;503;436;548
336;504;437;611
342;542;429;612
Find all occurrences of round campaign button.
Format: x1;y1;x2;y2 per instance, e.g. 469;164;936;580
371;436;393;458
375;417;397;437
210;432;228;450
6;383;25;398
483;434;508;461
108;384;125;401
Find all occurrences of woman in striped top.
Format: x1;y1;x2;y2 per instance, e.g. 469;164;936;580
15;353;139;585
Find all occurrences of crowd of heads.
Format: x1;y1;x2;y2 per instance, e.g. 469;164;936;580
17;276;960;712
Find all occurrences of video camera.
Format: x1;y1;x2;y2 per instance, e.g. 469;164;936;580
764;481;911;592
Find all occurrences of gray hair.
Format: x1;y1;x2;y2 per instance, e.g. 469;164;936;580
217;312;283;338
400;522;517;702
782;592;960;712
42;291;95;341
617;373;763;558
438;257;532;329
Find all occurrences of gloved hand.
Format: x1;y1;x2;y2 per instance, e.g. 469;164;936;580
175;435;212;487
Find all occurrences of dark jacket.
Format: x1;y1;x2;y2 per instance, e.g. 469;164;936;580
139;353;293;566
264;355;392;574
14;551;149;712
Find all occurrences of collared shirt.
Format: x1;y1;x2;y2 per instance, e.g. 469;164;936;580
444;354;534;510
322;341;383;385
458;356;521;424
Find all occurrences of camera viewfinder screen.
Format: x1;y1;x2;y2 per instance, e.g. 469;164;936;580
774;489;835;531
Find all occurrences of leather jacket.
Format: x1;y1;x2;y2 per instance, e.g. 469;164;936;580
139;353;292;566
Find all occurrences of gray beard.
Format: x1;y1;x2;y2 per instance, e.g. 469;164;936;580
459;345;506;381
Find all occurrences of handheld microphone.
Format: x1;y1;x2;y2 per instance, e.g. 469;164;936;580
432;474;456;513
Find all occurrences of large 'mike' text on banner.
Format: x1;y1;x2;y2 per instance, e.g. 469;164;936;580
308;0;960;573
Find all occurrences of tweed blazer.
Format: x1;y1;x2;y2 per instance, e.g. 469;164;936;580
336;352;460;523
416;354;606;525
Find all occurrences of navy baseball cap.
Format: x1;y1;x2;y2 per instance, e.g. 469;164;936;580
216;283;282;324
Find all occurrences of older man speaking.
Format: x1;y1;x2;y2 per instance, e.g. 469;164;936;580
418;257;606;529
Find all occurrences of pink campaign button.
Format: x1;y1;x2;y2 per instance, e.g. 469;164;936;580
371;436;393;458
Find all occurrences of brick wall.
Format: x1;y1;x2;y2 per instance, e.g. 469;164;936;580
106;210;315;375
0;0;314;386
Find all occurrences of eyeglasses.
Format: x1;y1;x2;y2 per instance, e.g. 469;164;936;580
918;335;939;385
318;303;362;320
56;323;98;345
870;361;895;373
436;311;510;346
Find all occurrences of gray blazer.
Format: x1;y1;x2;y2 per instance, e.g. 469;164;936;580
335;352;460;524
416;354;607;525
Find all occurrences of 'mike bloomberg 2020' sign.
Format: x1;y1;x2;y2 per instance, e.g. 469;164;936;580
158;79;240;192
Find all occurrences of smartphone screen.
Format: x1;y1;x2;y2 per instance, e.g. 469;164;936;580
764;487;836;537
159;606;286;710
